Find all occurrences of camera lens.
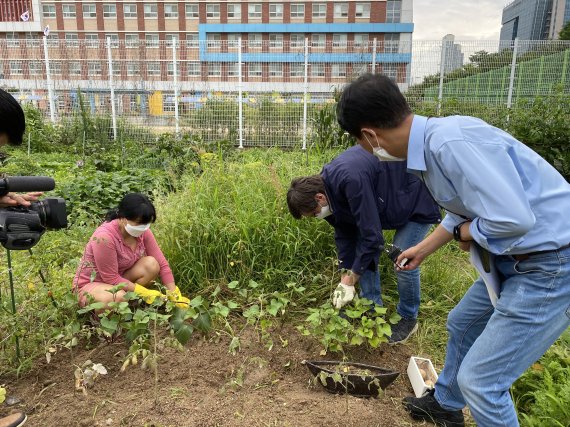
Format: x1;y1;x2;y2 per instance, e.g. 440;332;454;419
29;198;68;229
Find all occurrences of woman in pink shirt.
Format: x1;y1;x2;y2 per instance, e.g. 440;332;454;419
73;193;189;308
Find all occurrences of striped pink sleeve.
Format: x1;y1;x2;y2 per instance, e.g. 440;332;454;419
143;229;175;285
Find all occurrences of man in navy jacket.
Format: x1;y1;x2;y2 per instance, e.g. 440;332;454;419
287;145;440;343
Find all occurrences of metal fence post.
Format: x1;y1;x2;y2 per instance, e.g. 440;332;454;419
106;37;118;141
437;38;447;116
172;41;180;136
42;36;56;123
371;37;377;74
238;36;244;149
302;37;309;151
506;37;519;110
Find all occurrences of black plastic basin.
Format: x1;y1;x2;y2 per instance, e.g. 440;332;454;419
302;360;400;398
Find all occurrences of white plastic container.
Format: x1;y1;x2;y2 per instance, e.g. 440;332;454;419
407;356;438;398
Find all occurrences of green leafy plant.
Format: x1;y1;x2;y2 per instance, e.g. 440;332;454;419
299;296;400;354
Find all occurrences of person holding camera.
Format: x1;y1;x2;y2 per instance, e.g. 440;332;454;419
0;88;37;426
287;146;440;344
336;73;570;427
73;193;190;309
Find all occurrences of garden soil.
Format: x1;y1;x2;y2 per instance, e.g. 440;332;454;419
1;326;460;427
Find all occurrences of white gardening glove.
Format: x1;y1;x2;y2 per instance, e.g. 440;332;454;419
332;283;355;309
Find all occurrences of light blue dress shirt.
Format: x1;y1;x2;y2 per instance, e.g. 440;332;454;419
407;114;570;255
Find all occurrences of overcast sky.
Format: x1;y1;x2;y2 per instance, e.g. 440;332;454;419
413;0;504;41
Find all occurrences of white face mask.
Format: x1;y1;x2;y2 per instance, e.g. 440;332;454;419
125;222;150;237
364;133;406;162
315;204;332;219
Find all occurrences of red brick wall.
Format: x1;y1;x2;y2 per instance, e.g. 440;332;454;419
95;2;104;30
348;2;356;23
283;3;290;23
371;1;386;23
55;2;64;30
304;2;312;23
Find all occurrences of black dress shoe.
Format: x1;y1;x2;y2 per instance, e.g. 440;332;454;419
402;389;465;427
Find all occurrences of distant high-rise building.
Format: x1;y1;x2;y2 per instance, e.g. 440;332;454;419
442;34;463;74
500;0;553;41
549;0;570;38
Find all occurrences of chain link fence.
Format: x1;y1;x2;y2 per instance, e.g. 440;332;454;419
1;38;569;148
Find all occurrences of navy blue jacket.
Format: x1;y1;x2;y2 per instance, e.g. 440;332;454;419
321;146;441;274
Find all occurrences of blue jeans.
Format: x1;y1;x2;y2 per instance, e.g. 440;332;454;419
435;246;570;426
358;221;432;319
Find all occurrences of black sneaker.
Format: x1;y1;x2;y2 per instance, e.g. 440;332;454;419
402;389;465;427
388;318;418;344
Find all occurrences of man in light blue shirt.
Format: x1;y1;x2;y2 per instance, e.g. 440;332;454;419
336;73;570;427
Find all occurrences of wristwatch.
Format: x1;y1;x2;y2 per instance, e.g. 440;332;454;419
453;221;471;242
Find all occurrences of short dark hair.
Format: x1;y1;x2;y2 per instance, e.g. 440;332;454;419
336;73;412;138
286;175;325;219
105;193;157;223
0;88;26;145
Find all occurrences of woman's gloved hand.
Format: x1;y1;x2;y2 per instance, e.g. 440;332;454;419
133;283;165;304
167;286;191;308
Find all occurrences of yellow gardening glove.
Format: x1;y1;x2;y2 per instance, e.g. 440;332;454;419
133;283;165;304
167;286;190;308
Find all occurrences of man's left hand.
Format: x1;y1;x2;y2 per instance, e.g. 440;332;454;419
0;192;43;208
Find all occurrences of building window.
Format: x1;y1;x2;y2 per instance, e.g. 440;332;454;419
51;61;62;75
311;63;325;77
290;4;304;18
167;63;176;76
85;34;99;48
125;34;139;48
332;33;347;47
248;63;262;77
29;61;43;75
354;34;369;48
6;33;19;48
106;34;119;48
9;61;23;75
227;33;240;48
227;4;241;19
269;33;283;48
144;4;158;18
228;63;240;77
83;4;96;18
206;4;220;18
269;3;283;18
187;62;200;76
248;4;262;19
290;63;304;77
334;3;348;18
165;34;178;47
62;4;76;18
42;4;56;18
269;63;283;77
248;33;262;48
355;3;370;18
69;61;81;76
332;64;347;77
112;61;121;76
147;62;161;76
65;33;79;47
384;33;400;53
163;94;175;111
186;34;198;48
87;61;102;76
103;4;116;18
208;63;221;77
290;34;304;48
145;34;159;48
127;62;140;76
46;33;59;47
164;4;178;18
25;33;40;47
312;3;327;18
124;4;137;18
311;34;325;48
207;33;221;48
383;63;398;80
186;3;198;18
386;0;402;23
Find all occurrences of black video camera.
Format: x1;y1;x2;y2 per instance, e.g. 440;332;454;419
0;176;67;250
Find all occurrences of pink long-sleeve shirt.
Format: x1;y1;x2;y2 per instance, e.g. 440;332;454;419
73;219;175;290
